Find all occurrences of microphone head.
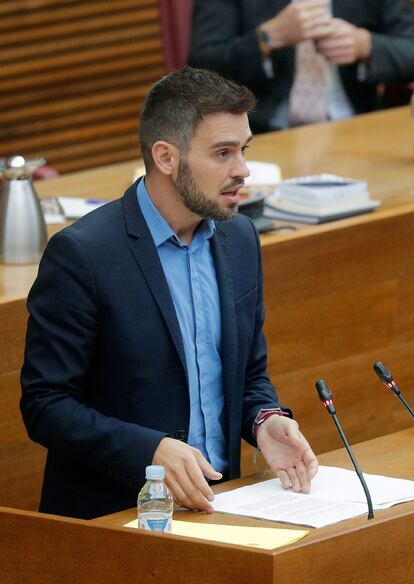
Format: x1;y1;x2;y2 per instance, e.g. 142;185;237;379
373;361;393;385
315;379;336;414
315;379;332;403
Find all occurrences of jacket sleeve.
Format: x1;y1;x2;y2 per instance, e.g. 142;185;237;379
188;0;272;85
363;0;414;83
20;231;167;490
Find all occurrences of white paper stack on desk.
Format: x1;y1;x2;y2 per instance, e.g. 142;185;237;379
264;174;380;224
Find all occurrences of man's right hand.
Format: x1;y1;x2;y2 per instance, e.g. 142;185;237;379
152;437;222;512
259;0;334;49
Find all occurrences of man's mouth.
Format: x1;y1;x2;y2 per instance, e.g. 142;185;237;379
220;183;244;202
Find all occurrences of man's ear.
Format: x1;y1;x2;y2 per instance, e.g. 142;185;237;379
151;141;180;176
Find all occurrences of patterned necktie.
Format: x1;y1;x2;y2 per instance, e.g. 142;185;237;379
289;0;330;125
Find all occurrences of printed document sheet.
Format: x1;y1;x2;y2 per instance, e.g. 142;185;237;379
212;465;414;528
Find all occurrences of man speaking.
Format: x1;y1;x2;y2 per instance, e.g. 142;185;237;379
21;67;318;519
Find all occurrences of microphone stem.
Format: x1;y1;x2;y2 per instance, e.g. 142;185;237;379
397;393;414;418
331;413;375;520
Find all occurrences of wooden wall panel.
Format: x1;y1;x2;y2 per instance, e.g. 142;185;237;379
0;372;46;511
0;0;166;173
0;298;45;511
0;299;29;375
261;210;414;456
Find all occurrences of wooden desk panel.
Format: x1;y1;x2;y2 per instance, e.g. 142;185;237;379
262;206;414;451
0;372;45;511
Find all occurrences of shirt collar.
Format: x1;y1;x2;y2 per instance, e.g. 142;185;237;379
136;178;215;248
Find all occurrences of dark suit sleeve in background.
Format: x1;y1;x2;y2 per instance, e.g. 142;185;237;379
189;0;271;85
366;0;414;83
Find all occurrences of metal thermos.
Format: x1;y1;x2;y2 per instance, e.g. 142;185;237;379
0;155;47;264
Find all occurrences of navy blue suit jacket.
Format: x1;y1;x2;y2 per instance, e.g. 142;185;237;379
20;181;282;519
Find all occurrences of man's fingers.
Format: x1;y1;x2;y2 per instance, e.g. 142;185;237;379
304;450;319;480
277;469;291;490
278;463;311;494
299;14;334;40
195;450;223;481
300;0;331;9
286;467;301;492
317;37;353;52
168;454;215;511
152;438;221;512
165;475;213;513
316;39;355;60
184;455;217;503
318;49;355;64
295;461;312;494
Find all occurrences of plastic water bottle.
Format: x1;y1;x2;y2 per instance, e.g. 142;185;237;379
137;465;173;533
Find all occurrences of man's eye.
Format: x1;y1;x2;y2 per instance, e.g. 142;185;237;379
217;150;229;158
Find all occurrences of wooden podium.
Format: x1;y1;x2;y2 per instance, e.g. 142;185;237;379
1;428;413;584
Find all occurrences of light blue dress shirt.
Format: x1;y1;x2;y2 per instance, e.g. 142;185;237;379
136;179;228;474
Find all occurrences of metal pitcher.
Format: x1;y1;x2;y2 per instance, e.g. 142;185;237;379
0;155;48;264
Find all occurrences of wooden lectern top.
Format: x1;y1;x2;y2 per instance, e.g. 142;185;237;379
1;429;413;584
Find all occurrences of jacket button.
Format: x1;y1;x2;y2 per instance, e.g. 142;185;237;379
175;430;187;442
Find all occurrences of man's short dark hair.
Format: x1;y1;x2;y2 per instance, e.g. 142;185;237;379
139;67;256;170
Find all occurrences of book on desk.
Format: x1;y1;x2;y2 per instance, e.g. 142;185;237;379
263;174;381;224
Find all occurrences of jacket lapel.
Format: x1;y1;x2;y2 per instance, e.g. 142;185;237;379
211;225;238;414
122;180;188;383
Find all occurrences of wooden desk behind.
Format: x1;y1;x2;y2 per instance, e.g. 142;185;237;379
1;107;413;509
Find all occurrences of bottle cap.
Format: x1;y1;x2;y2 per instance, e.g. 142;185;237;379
145;465;165;480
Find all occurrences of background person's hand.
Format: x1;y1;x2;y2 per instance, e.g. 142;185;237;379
257;415;318;494
315;18;372;64
259;0;334;49
152;437;222;512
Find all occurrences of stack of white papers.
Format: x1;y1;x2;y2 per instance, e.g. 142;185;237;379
264;174;380;224
243;161;281;197
58;197;108;219
212;466;414;528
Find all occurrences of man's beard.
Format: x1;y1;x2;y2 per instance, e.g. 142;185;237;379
172;156;241;222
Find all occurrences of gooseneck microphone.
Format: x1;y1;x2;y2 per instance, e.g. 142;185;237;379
373;362;414;419
315;379;374;520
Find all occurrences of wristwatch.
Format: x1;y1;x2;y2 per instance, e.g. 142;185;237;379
253;408;287;441
256;27;272;59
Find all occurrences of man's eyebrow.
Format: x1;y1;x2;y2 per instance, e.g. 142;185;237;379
209;135;253;149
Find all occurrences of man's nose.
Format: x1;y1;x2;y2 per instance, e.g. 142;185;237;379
231;155;250;179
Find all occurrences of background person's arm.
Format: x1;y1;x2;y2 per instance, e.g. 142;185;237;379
189;0;270;85
189;0;331;85
318;0;414;83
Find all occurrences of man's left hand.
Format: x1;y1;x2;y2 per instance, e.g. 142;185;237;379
315;18;372;64
256;415;318;494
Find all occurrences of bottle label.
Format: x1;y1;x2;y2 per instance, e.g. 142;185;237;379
138;513;172;533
